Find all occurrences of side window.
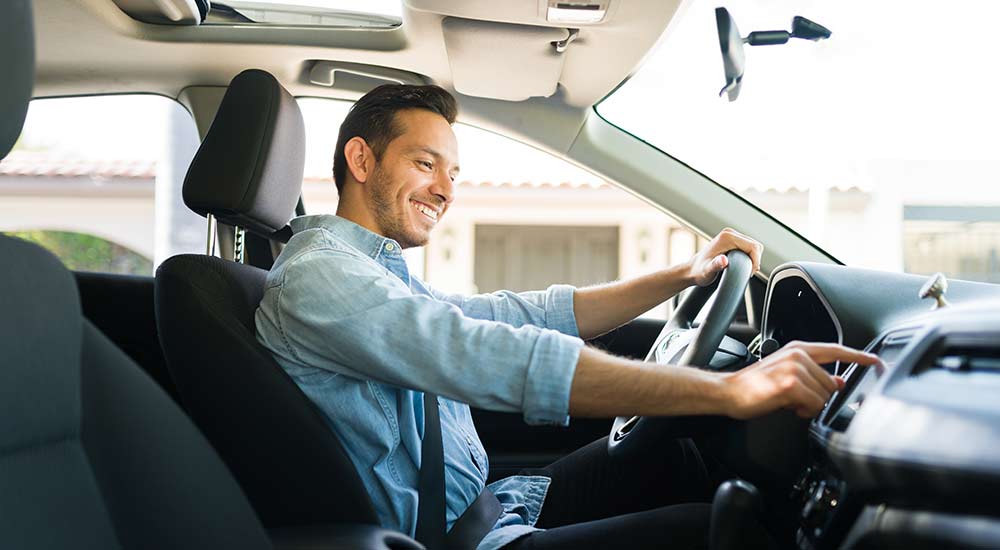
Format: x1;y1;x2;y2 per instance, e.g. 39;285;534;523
0;95;203;275
297;98;705;319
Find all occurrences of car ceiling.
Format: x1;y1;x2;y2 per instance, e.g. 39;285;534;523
32;0;683;153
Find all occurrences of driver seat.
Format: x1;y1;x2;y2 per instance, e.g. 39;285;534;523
154;70;378;529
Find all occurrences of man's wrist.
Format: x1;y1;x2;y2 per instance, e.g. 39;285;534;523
702;370;736;417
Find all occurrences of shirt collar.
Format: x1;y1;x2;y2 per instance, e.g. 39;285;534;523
289;214;403;262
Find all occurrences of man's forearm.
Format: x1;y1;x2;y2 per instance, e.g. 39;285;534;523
573;262;694;340
567;342;877;422
567;346;729;417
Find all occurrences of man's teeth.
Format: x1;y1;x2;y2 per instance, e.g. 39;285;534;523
412;201;439;220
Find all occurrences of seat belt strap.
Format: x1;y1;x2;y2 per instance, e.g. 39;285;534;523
445;487;503;550
415;392;446;549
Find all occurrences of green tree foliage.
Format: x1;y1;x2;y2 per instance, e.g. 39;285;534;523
5;230;152;275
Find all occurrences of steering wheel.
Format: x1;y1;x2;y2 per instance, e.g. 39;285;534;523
607;250;754;457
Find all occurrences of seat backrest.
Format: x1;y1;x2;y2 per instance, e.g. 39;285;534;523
0;8;273;546
155;68;379;528
155;254;378;527
0;236;275;550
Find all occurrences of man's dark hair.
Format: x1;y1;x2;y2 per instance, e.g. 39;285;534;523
333;84;458;192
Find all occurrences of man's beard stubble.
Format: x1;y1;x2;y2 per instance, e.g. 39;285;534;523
368;165;426;249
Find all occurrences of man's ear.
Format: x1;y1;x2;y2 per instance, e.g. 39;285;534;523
343;136;374;184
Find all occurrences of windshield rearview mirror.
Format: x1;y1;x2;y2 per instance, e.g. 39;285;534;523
715;7;744;102
715;8;832;102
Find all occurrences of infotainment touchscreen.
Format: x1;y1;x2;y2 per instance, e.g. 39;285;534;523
821;330;911;431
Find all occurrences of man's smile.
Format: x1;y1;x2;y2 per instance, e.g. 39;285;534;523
410;199;440;221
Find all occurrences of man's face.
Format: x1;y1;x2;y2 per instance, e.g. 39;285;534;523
367;109;459;249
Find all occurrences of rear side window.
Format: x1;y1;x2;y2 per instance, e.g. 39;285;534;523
0;95;204;275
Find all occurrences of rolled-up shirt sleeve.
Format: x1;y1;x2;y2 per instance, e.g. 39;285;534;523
270;250;583;426
425;283;579;338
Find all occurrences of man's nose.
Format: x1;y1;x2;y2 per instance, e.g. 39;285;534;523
429;170;455;205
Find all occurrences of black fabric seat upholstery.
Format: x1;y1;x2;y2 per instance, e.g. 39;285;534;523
1;4;412;547
0;236;273;550
155;254;378;527
155;69;380;529
0;6;270;547
1;0;33;158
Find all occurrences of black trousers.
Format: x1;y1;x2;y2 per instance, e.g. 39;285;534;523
503;437;713;550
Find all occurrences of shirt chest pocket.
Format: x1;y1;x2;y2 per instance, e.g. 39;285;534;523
462;430;489;477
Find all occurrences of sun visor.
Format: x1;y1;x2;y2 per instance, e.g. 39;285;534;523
442;17;571;102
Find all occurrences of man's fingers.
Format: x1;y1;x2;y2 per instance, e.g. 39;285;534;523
796;362;835;400
786;380;827;418
795;342;882;367
718;228;762;273
714;254;728;271
795;351;839;394
750;243;763;274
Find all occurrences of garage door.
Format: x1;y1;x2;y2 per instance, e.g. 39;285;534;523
474;224;619;293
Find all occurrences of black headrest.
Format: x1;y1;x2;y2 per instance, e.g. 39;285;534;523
183;69;305;237
1;0;35;160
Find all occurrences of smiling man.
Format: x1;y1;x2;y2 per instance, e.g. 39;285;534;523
254;85;879;550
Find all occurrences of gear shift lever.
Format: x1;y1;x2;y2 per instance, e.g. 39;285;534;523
709;479;767;550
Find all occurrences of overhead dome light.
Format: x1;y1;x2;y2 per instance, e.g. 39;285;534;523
546;1;608;25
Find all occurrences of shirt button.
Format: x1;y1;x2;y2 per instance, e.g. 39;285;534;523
384;243;395;252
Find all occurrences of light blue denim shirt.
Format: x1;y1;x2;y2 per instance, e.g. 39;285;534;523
255;215;585;549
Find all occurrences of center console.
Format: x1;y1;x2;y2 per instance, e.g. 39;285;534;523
789;314;1000;549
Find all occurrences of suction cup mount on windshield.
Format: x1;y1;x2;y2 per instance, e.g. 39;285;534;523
716;7;832;102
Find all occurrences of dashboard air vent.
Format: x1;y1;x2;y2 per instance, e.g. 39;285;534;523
876;328;917;366
913;342;1000;376
907;326;1000;379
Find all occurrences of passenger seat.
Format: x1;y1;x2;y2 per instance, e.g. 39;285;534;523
0;2;417;548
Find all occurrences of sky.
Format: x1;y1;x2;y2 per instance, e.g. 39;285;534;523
600;0;1000;195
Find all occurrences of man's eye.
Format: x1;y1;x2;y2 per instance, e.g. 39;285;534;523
417;160;433;170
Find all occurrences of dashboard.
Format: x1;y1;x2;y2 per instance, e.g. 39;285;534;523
756;262;1000;549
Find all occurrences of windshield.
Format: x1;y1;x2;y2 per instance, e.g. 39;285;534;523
598;0;1000;283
